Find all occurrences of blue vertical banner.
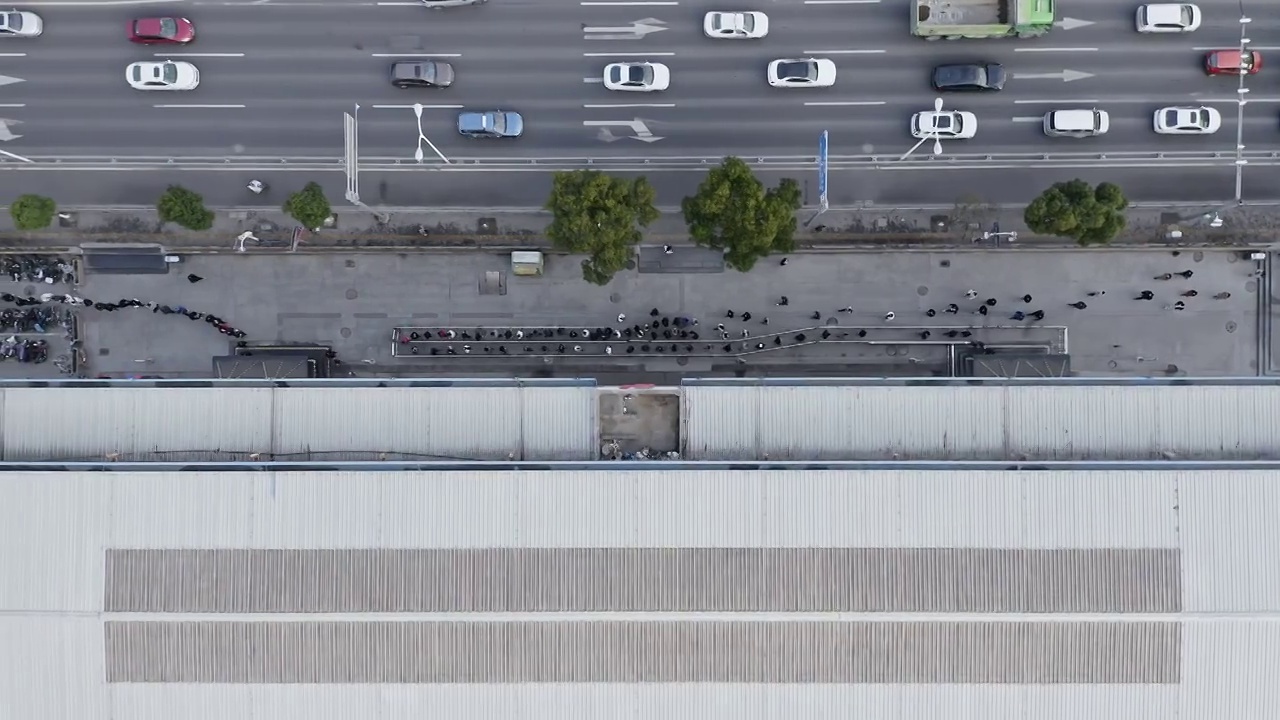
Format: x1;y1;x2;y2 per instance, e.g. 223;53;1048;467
818;130;829;211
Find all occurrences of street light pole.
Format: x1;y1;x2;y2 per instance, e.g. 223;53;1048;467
1232;15;1251;205
412;104;451;164
899;97;946;161
344;104;389;223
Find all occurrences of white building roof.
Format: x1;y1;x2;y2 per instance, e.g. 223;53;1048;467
681;384;1280;460
1;469;1278;720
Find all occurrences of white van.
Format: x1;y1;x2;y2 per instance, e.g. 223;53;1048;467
1043;109;1110;137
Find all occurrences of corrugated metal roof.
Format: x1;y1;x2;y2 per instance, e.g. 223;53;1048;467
0;386;597;461
682;385;1280;460
2;469;1279;720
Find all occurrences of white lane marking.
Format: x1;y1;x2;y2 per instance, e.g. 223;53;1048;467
156;52;246;57
0;104;25;108
584;77;603;83
1194;46;1280;51
154;104;246;108
0;75;25;87
21;0;173;4
371;104;462;109
1197;97;1280;103
372;53;460;57
584;52;675;57
804;101;886;106
0;148;33;163
1014;47;1098;52
1011;116;1043;122
1014;99;1099;104
582;1;678;4
805;0;881;4
376;1;421;4
0;53;25;57
803;49;885;54
583;103;675;108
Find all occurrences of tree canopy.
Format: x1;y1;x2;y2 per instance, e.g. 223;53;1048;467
1023;179;1128;246
680;157;802;272
9;194;56;231
283;182;332;230
156;185;214;231
544;170;659;285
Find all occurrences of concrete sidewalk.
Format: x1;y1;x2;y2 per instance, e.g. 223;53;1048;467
1;199;1278;252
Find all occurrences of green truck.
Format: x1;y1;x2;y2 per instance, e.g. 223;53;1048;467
912;0;1056;39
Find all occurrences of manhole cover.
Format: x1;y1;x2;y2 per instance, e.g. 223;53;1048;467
609;293;621;303
1226;321;1237;333
99;347;110;356
345;289;358;300
340;327;352;338
916;285;928;296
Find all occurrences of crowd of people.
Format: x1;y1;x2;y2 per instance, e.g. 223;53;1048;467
0;291;248;339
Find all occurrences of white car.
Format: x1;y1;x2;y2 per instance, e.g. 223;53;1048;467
0;9;41;37
1153;105;1220;134
703;11;768;39
1136;3;1200;33
767;58;836;88
603;62;670;92
126;60;200;91
911;110;977;140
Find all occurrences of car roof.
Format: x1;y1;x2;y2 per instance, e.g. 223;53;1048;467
1146;4;1189;22
1210;49;1246;64
393;61;431;78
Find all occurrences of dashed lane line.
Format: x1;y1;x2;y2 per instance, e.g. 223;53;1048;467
803;49;885;54
0;53;25;57
1014;99;1099;104
1014;47;1098;52
583;103;675;108
157;52;246;57
584;52;675;57
154;104;246;109
804;101;886;106
371;53;460;58
371;104;462;109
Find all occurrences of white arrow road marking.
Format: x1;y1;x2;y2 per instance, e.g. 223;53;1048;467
0;119;22;142
597;128;622;142
0;75;25;87
1011;116;1043;122
1013;69;1095;82
584;118;664;142
1054;17;1094;30
583;18;667;41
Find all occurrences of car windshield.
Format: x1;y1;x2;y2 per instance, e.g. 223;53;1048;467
608;66;623;84
779;62;811;80
626;66;648;84
1191;109;1207;126
741;14;755;32
3;13;19;31
1163;109;1180;126
490;113;505;134
1180;6;1192;24
159;18;177;37
160;62;177;84
934;114;956;133
420;64;434;81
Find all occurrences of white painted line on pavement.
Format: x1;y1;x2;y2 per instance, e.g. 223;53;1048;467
804;101;886;106
582;1;679;5
1194;46;1280;51
584;52;675;57
154;104;245;108
0;104;25;108
0;148;33;164
372;104;462;109
805;0;881;4
803;49;885;54
1014;99;1098;104
583;103;675;108
584;77;603;83
22;0;172;5
372;53;460;58
0;53;25;57
376;1;421;4
1011;116;1042;122
157;52;246;57
1014;47;1097;52
1197;97;1280;103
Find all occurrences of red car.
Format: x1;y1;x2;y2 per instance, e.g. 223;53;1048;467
1204;49;1261;76
128;17;195;44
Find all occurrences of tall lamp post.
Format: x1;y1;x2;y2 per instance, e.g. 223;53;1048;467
343;104;389;222
1232;14;1251;205
899;98;946;161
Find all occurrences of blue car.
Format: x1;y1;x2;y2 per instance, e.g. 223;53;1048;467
457;110;523;138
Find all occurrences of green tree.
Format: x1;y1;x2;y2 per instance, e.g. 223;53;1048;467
283;182;332;230
156;185;214;231
681;156;802;272
9;194;56;231
1024;179;1128;246
545;170;659;285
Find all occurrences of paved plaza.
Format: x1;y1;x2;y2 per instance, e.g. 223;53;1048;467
73;248;1266;379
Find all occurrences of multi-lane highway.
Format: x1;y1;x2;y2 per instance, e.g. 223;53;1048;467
0;0;1278;207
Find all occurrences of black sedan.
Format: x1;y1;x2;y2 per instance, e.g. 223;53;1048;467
931;63;1005;92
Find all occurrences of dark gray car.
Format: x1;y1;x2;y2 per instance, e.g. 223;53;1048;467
391;60;454;88
931;63;1005;92
457;110;523;138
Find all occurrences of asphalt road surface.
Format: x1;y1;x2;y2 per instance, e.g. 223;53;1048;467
0;0;1277;205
